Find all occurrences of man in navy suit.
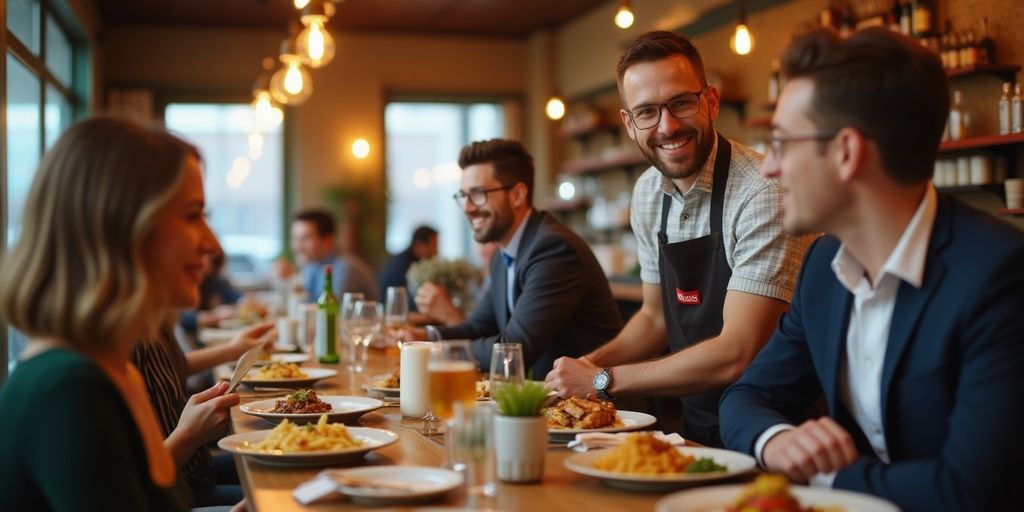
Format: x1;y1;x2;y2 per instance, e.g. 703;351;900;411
719;28;1024;511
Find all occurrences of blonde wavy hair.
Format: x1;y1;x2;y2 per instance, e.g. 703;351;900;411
0;117;200;351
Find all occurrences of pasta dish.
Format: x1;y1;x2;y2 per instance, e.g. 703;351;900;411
247;414;362;453
593;433;727;475
270;389;332;414
253;362;308;380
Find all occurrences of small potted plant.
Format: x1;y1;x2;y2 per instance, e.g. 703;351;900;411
491;380;550;483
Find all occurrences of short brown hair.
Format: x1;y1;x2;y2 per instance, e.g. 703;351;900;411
293;209;336;237
780;27;949;184
616;30;708;93
0;117;199;351
458;139;534;204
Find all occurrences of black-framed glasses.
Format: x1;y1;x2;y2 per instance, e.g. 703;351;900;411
452;185;514;208
626;86;708;130
767;132;837;159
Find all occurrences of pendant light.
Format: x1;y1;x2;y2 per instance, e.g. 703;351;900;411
296;0;336;68
614;0;635;29
251;58;284;130
270;35;313;106
729;1;755;56
545;96;566;120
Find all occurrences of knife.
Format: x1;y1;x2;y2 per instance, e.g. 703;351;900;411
227;345;265;393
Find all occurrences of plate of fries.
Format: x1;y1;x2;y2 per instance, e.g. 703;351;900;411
219;414;399;467
241;364;337;389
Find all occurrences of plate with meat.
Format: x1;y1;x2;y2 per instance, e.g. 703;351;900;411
655;474;898;511
545;395;656;441
241;389;384;425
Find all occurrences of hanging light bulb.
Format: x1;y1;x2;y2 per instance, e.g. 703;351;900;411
251;90;284;130
614;1;635;29
729;2;755;56
270;37;313;106
297;0;336;68
351;139;370;159
293;0;310;9
545;96;566;120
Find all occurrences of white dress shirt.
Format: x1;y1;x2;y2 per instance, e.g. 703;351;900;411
500;209;532;312
753;185;937;486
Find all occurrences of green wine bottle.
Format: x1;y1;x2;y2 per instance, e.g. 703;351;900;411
316;265;340;364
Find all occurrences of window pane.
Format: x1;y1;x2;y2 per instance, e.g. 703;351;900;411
44;85;72;149
45;14;73;87
7;54;42;246
165;104;284;279
7;0;40;54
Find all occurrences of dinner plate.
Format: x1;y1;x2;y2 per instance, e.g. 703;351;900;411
241;395;384;425
564;446;756;492
655;483;900;511
218;427;399;467
241;367;338;388
546;410;657;441
363;374;401;397
326;466;462;506
249;353;310;366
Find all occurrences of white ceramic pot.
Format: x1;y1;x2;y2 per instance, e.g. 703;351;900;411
494;415;547;483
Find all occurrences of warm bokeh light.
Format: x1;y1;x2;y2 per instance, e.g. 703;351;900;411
270;57;313;106
251;91;284;130
545;97;566;120
558;181;576;200
293;0;310;9
614;6;635;29
297;16;336;68
352;139;370;159
248;132;264;160
730;23;754;55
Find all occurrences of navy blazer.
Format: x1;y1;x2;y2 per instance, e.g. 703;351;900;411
720;194;1024;511
436;210;624;377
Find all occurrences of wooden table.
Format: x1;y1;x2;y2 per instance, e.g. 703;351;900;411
229;349;734;511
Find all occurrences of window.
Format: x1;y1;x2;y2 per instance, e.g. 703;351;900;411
384;101;505;262
165;103;285;282
4;0;87;381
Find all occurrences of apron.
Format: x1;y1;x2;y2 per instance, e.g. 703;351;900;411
657;132;732;448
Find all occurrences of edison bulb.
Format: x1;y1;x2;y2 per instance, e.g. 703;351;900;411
545;97;566;120
296;16;336;68
730;23;754;55
352;139;370;159
269;57;313;106
251;91;283;130
293;0;310;8
614;6;635;29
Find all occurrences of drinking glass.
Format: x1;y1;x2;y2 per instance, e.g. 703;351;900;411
428;340;478;466
384;286;409;334
489;342;525;397
340;292;364;368
348;299;379;373
451;401;497;502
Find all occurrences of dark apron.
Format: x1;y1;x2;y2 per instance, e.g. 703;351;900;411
657;132;732;448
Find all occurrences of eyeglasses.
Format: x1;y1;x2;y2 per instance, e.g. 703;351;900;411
626;86;708;130
452;185;514;208
767;132;837;159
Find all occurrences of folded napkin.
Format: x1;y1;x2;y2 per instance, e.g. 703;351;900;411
567;431;686;452
293;471;343;506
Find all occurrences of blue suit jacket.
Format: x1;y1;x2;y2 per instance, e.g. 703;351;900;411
720;195;1024;511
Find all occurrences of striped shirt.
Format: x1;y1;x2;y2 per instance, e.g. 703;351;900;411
629;137;812;302
132;326;214;487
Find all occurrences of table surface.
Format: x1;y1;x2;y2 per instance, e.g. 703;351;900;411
228;347;749;511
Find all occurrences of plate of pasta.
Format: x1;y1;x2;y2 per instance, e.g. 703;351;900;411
563;433;756;491
241;391;384;425
218;414;399;467
655;474;898;511
240;364;337;389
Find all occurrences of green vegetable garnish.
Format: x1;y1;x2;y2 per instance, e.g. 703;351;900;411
687;457;727;473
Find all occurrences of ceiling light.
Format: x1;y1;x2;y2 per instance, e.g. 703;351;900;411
614;1;635;29
545;96;566;120
297;0;336;68
729;2;754;56
352;139;370;159
270;37;313;106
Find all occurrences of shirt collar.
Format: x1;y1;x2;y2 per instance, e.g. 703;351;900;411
831;185;937;292
501;208;533;261
659;135;718;198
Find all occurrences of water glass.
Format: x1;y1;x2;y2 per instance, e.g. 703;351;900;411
340;292;364;367
297;303;317;354
400;342;432;419
452;402;497;502
349;299;379;372
489;342;525;396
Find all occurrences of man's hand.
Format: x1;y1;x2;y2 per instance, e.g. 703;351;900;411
761;417;859;483
545;356;601;398
388;327;428;344
415;282;465;326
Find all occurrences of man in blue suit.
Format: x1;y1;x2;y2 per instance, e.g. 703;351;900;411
719;28;1024;511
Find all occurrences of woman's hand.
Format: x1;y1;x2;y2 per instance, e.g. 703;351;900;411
166;381;240;465
229;321;275;359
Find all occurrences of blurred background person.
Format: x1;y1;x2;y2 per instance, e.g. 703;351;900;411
415;241;497;326
290;208;378;301
378;225;438;308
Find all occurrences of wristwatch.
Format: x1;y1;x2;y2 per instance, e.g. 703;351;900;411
593;368;614;401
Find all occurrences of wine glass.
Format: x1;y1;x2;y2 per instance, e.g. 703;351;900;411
489;342;525;397
428;340;478;466
348;299;379;373
384;286;410;346
340;292;364;368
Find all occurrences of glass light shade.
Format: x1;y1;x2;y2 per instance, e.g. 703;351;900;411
730;23;754;55
296;16;336;68
293;0;310;9
269;57;313;106
352;139;370;159
251;90;284;130
614;6;635;29
545;97;566;120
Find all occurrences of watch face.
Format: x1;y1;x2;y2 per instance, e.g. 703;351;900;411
594;371;609;390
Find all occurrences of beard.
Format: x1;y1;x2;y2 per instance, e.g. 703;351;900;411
467;207;514;244
637;126;715;181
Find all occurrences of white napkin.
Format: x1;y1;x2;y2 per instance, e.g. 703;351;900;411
566;431;686;452
292;472;342;505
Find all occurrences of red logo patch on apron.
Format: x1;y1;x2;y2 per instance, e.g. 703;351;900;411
676;288;701;305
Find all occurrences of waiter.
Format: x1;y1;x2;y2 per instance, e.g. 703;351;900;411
545;30;811;448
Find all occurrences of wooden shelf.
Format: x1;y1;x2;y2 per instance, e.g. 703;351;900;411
562;152;648;175
541;197;591;212
560;118;619;139
946;64;1020;81
937;184;1005;195
938;132;1024;152
998;208;1024;216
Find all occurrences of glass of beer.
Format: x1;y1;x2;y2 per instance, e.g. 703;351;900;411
427;340;477;422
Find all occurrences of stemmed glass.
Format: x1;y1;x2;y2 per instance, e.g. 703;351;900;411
384;286;410;347
489;342;525;397
348;299;379;373
340;292;364;368
427;340;477;464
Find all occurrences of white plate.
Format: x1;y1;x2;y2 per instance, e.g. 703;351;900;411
218;427;399;467
655;483;900;512
327;466;462;506
199;327;244;345
564;446;756;491
241;367;338;389
250;353;310;367
241;395;384;425
363;374;400;397
547;410;657;440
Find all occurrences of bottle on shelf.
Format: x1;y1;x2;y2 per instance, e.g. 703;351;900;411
1012;84;1023;134
948;89;968;141
315;265;340;364
768;59;781;103
977;17;996;65
948;30;961;69
939;20;952;69
912;0;932;37
888;0;902;33
959;30;978;68
838;2;855;38
899;0;912;36
999;83;1012;136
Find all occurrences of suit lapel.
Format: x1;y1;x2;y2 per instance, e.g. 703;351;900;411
509;211;543;308
823;281;853;411
493;254;509;327
879;196;952;425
